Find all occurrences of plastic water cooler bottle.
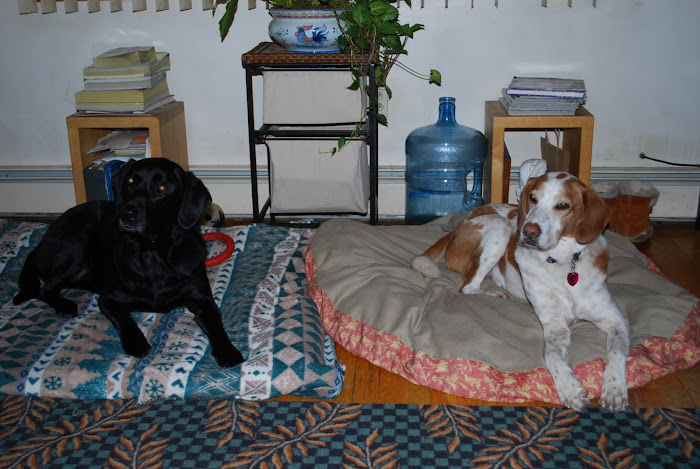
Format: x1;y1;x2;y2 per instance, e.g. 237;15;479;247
405;97;487;224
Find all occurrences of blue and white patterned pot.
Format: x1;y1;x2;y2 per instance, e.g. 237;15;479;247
268;9;346;53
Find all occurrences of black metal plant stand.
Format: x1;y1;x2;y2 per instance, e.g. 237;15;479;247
241;42;379;225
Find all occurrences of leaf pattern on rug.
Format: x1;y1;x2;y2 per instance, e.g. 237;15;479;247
640;408;700;460
222;402;364;469
420;404;481;453
342;427;400;469
204;400;262;447
470;407;579;468
576;433;640;469
0;395;53;440
0;399;148;468
107;424;170;469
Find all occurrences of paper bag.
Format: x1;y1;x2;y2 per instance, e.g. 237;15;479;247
540;130;570;173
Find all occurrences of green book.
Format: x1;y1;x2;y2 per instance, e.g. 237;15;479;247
75;79;169;105
83;52;170;78
75;93;174;113
91;46;156;68
83;71;167;91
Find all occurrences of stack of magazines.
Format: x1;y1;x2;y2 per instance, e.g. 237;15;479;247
500;77;586;116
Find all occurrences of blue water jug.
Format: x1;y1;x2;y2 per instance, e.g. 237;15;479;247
405;97;487;224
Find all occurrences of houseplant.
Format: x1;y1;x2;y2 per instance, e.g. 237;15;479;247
214;0;441;151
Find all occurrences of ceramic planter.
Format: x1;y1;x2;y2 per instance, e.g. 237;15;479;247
268;9;345;53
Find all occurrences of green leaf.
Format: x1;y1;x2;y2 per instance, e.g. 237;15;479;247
429;69;442;86
379;23;400;35
384;36;403;50
348;76;361;91
338;35;348;51
218;0;239;42
369;3;399;21
377;113;388;126
351;5;371;26
344;25;360;37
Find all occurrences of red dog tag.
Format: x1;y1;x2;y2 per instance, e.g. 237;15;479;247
567;272;579;286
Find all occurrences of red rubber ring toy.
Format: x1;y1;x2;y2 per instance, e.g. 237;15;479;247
202;232;235;267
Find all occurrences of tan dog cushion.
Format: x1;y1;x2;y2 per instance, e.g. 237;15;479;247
308;215;700;403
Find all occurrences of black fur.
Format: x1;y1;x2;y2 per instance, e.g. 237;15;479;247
13;158;244;368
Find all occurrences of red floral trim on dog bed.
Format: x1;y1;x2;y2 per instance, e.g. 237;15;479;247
306;250;700;405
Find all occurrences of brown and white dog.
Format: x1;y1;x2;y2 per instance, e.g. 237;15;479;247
411;172;630;412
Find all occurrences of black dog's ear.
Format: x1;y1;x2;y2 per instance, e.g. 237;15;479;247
110;159;137;205
178;171;213;229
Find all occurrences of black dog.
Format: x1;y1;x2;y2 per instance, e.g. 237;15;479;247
13;158;244;368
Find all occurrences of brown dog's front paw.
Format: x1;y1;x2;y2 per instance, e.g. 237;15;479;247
556;375;590;412
213;342;245;368
600;378;628;412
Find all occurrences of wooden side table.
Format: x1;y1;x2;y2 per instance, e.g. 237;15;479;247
483;100;594;203
66;101;189;204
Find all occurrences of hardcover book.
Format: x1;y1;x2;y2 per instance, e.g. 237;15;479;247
83;71;167;91
91;46;156;68
83;53;170;78
75;79;169;105
76;94;174;113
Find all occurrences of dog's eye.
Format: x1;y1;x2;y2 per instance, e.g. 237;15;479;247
157;184;168;193
529;194;538;204
556;202;570;210
127;177;134;186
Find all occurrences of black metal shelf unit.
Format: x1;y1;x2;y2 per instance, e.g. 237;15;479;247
241;42;379;225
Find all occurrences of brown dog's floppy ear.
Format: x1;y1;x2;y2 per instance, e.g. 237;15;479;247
178;171;213;229
517;174;545;230
575;185;610;245
110;159;137;205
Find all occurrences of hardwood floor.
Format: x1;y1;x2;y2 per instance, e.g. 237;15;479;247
276;221;700;408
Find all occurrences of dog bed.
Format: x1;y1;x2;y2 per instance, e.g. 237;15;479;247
0;219;343;402
307;215;700;404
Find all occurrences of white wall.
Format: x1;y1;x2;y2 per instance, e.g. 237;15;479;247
1;1;699;218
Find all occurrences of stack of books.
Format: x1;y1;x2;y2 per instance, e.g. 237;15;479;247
75;46;174;113
500;77;586;116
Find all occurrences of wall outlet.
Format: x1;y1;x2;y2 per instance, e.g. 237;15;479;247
377;86;389;116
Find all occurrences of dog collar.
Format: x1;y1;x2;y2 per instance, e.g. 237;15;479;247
546;252;581;286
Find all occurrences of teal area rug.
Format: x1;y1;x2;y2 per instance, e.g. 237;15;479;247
0;219;343;402
0;396;698;468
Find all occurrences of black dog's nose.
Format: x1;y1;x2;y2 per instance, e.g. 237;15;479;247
522;222;541;241
118;204;142;233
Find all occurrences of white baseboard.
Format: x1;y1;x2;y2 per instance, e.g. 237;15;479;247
1;166;698;220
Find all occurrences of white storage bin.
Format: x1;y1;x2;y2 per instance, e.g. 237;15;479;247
262;70;366;125
267;128;369;213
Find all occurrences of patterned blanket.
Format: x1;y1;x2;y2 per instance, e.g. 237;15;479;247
0;219;344;402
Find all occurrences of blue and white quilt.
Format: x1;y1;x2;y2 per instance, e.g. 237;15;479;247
0;219;344;402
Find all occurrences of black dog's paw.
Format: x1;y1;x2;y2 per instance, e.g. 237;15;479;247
121;335;152;359
12;292;30;305
213;342;245;368
53;300;79;318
